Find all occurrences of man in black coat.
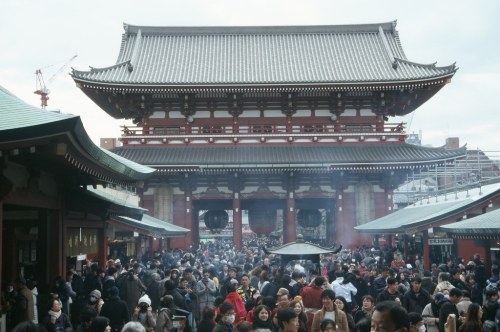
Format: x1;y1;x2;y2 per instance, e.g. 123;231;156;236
100;286;130;332
403;277;431;314
438;288;463;332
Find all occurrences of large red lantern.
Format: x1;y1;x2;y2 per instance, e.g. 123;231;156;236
297;209;322;229
248;209;276;234
204;210;229;234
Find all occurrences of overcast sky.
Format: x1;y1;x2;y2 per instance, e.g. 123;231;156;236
1;0;499;152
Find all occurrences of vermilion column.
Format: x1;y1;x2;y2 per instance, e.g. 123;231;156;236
233;194;242;250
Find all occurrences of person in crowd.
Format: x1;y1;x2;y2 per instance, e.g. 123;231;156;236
464;275;482;306
455;290;472;318
100;286;129;332
41;298;72;332
291;272;306;299
311;289;348;332
89;316;111;332
402;276;431;314
251;304;274;332
354;318;370;332
422;293;446;332
332;273;357;312
376;277;402;304
87;289;104;314
198;305;217;332
75;306;98;332
289;299;307;332
408;312;425;332
213;302;236;332
122;266;148;316
237;274;259;305
224;279;247;324
10;277;35;329
196;270;219;316
481;288;498;332
335;296;354;332
131;294;156;332
370;301;409;332
434;272;455;295
439;288;463;332
319;318;336;332
458;303;482;332
421;271;437;295
121;321;147;332
371;267;389;298
155;295;175;332
353;295;375;324
276;307;299;332
172;310;192;332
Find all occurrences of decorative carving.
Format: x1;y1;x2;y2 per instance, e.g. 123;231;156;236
227;93;244;117
281;92;297;117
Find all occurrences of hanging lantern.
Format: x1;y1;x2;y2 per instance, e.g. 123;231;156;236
204;210;229;234
297;209;322;230
248;209;276;234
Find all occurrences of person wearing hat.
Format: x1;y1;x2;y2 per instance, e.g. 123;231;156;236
155;295;175;332
88;289;104;314
131;294;156;332
100;286;130;332
402;276;431;314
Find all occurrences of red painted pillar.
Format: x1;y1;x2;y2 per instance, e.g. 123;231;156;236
286;193;296;243
233;194;242;250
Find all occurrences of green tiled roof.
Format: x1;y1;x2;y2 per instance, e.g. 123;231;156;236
111;214;189;237
440;208;500;235
0;84;155;181
355;182;500;233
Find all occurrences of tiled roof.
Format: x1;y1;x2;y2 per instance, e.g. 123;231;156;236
439;208;500;235
72;22;456;86
355;182;500;233
110;144;466;169
265;234;341;255
111;214;189;237
0;84;155;180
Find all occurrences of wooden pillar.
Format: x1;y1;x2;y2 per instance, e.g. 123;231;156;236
233;194;242;250
185;193;195;248
99;226;107;268
403;235;409;261
422;230;430;272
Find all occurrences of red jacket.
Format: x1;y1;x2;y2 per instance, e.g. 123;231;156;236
300;285;323;309
224;291;247;324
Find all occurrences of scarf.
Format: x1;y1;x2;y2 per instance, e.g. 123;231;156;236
49;309;62;319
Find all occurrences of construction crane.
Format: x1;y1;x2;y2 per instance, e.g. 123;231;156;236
34;54;78;109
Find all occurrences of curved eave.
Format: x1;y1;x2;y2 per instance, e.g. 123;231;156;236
265;243;341;255
438;208;500;238
355;183;500;234
71;72;455;91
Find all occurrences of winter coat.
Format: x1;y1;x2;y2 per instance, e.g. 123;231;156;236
224;291;247;324
311;307;348;332
122;274;147;315
196;278;217;313
402;288;431;314
154;308;173;332
100;296;130;332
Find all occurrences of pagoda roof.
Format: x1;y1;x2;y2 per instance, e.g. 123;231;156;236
110;143;466;171
72;21;456;89
0;85;155;184
355;182;500;234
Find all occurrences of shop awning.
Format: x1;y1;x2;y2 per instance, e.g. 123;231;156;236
355;182;500;234
438;207;500;239
110;214;189;238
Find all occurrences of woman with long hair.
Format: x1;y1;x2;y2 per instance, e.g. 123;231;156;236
459;303;482;332
289;299;307;332
335;296;355;332
251;305;274;332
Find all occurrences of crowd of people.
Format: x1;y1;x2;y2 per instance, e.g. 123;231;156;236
2;237;500;332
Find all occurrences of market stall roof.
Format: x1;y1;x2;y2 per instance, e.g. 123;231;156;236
438;207;500;239
0;84;155;186
355;182;500;234
264;234;342;255
110;214;189;238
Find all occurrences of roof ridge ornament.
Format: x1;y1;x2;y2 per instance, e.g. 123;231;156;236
128;29;143;72
378;26;397;69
